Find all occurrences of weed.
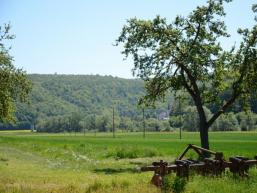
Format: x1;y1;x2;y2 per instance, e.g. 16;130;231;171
85;181;105;193
162;174;173;193
120;180;130;188
116;147;138;159
0;157;8;162
172;177;187;193
162;174;187;193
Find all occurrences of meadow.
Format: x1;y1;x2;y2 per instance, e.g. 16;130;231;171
0;131;257;193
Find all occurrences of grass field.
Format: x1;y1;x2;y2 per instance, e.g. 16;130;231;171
0;131;257;193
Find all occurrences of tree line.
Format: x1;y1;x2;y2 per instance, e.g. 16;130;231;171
1;74;257;132
34;112;171;133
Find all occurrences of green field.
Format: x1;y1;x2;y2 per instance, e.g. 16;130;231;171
0;131;257;193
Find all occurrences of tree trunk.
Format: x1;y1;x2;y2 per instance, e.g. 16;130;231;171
199;119;209;150
195;100;210;150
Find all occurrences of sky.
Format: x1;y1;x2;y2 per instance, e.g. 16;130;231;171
0;0;256;79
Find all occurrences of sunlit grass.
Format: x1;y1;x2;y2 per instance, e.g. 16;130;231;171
0;131;257;193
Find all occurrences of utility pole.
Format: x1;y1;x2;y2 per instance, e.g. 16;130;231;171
113;106;115;138
143;108;146;138
83;120;86;136
33;122;36;132
180;126;182;140
178;95;182;140
94;113;96;137
68;117;71;136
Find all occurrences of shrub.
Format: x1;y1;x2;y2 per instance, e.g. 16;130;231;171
162;175;187;193
172;177;187;193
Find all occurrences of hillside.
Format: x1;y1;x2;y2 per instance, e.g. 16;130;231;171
2;74;257;132
2;74;173;130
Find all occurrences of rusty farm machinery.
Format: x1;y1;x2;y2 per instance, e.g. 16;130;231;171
141;144;257;187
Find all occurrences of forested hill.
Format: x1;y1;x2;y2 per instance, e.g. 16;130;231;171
2;74;172;130
3;74;257;132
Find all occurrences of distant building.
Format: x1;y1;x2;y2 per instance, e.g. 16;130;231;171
158;109;171;120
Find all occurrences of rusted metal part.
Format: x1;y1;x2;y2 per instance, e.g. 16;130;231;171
177;144;219;160
141;144;257;187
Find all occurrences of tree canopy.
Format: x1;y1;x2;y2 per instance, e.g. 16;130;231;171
0;23;32;122
117;0;257;149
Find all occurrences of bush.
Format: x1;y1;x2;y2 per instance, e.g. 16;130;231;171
172;177;187;193
212;113;240;131
162;175;187;193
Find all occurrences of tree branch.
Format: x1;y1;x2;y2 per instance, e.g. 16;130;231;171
188;22;201;53
181;70;196;99
207;92;240;127
207;29;256;127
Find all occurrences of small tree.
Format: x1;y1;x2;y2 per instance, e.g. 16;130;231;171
236;111;257;131
212;113;240;131
69;112;82;133
96;115;109;132
146;118;160;131
182;106;212;132
0;24;31;122
117;0;257;149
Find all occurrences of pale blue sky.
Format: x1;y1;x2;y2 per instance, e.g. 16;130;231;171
1;0;256;78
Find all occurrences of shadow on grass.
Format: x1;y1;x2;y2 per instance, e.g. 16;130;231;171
129;161;148;166
93;167;139;174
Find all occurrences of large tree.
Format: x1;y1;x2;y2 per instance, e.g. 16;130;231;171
0;24;32;122
117;0;257;149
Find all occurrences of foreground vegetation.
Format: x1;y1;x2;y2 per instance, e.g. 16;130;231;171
0;131;257;193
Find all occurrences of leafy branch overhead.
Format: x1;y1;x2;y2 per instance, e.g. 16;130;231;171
0;23;32;122
117;0;256;115
117;0;257;149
